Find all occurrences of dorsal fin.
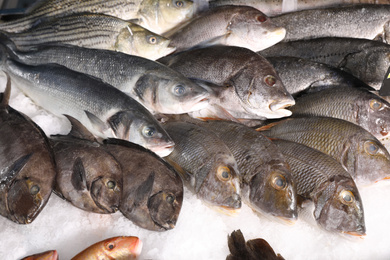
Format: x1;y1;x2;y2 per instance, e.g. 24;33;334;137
1;72;11;108
64;115;97;141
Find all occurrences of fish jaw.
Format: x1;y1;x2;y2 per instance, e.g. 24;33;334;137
150;142;175;157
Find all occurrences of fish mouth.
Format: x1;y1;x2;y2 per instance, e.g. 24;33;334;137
267;100;295;118
151;144;175;157
342;231;366;237
132;238;143;256
185;97;210;112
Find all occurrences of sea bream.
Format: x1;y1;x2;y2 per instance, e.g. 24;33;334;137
163;5;286;52
3;13;175;60
3;41;209;115
0;58;174;157
0;0;195;34
0;74;56;224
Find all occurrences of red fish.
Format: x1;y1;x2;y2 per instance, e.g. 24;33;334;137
22;250;58;260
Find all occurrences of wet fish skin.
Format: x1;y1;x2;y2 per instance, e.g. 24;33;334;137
5;13;175;60
71;236;142;260
273;139;365;235
164;5;286;52
260;117;390;185
158;46;294;120
163;121;241;211
21;250;58;260
0;75;56;224
103;138;183;231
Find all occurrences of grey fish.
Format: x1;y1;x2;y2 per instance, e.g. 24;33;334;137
158;46;294;120
103;138;183;231
163;121;241;213
4;13;175;60
273;139;365;235
1;58;174;157
259;117;390;184
0;74;56;224
272;5;390;43
50;116;122;214
0;0;195;34
163;5;286;52
3;40;209;115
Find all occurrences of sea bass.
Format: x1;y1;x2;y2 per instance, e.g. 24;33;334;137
4;13;175;60
71;236;142;260
50;116;122;214
163;121;241;213
273;139;366;235
0;0;195;34
259;117;390;185
104;138;183;231
22;250;58;260
0;74;56;224
1;58;174;157
163;5;286;52
158;46;294;120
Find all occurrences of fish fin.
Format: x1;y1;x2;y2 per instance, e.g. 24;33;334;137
85;110;108;135
132;172;155;209
255;121;285;132
107;111;132;140
63;114;97;141
164;157;190;182
196;34;228;48
71;158;88;191
0;153;32;187
200;104;240;122
0;72;11;108
246;238;283;260
227;230;250;258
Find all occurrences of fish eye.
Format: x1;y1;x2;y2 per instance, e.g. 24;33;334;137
339;190;355;205
217;166;232;181
30;185;40;195
270;173;287;190
166;194;176;204
174;85;186;96
143;126;156;137
175;0;184;7
147;35;158;45
105;242;116;250
256;15;267;23
364;140;379;155
106;181;116;189
264;75;276;87
369;99;382;111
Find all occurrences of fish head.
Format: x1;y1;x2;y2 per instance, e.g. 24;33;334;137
98;236;142;259
116;23;176;60
248;165;297;220
90;175;122;214
313;176;365;236
21;250;58;260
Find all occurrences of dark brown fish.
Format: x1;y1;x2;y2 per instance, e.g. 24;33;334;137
50;116;122;214
0;74;56;224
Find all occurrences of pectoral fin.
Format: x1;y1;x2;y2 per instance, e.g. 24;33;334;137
71;158;87;191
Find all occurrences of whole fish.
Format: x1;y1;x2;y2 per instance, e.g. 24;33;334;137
0;0;195;34
4;40;209;115
71;236;142;260
259;117;390;184
1;58;174;157
4;13;175;60
50;116;122;214
273;139;365;235
0;74;56;224
163;5;286;52
163;121;241;213
22;250;58;260
272;5;390;43
104;138;183;231
158;46;294;120
289;86;390;143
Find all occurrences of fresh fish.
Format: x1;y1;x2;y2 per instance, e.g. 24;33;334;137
158;46;294;120
4;41;209;115
0;74;56;224
1;58;174;157
163;5;286;52
260;37;390;90
71;236;142;260
103;138;183;231
259;117;390;184
227;230;284;260
0;0;195;34
21;250;58;260
50;116;122;214
289;86;390;143
273;139;366;235
4;13;175;60
272;5;390;43
163;121;241;213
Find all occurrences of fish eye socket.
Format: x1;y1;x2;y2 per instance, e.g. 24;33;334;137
166;194;175;204
30;185;40;195
175;0;184;7
105;242;116;250
339;190;355;205
147;35;158;45
270;173;287;190
106;180;116;189
364;141;379;155
217;166;232;181
256;15;267;23
264;75;276;87
369;99;382;111
143;126;156;137
174;85;186;96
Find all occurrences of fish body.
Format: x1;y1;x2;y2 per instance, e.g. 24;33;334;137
0;75;56;224
164;5;286;52
163;121;241;212
273;139;365;235
50;116;122;214
5;13;175;60
158;46;294;120
71;236;142;260
103;138;183;231
2;58;174;157
22;250;58;260
260;117;390;184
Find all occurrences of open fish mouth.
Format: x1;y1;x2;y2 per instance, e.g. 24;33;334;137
267;100;295;118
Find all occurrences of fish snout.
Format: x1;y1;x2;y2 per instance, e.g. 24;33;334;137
223;193;242;209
